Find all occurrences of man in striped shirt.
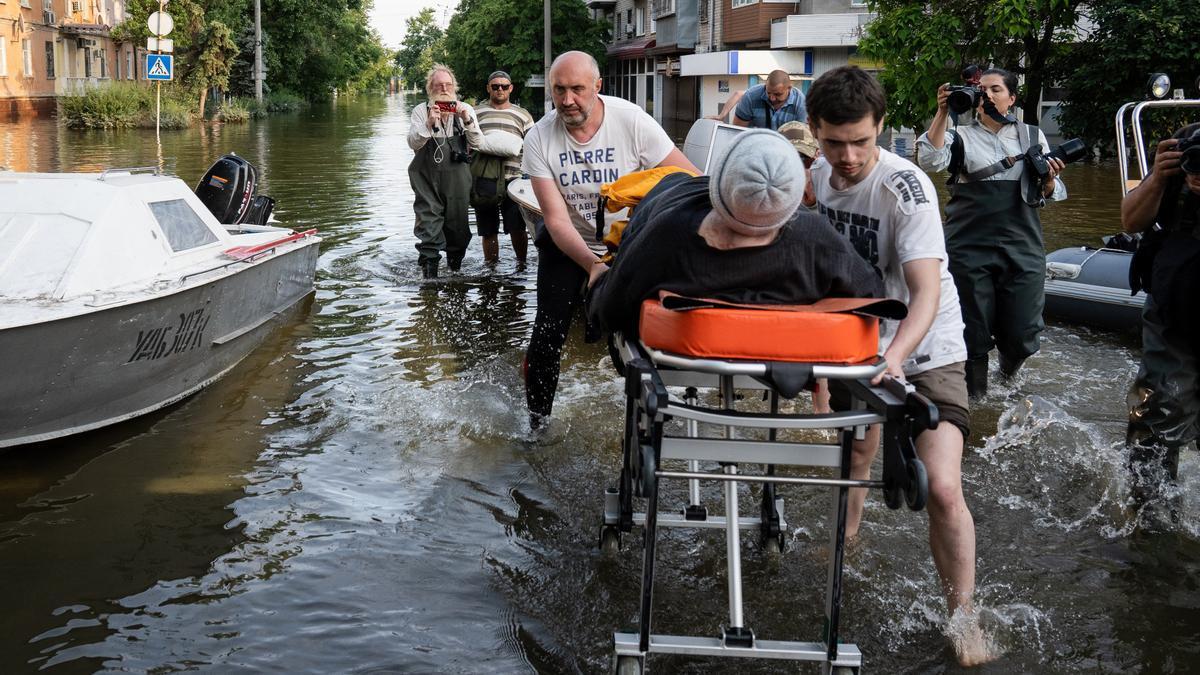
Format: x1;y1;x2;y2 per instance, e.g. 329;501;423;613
473;70;536;265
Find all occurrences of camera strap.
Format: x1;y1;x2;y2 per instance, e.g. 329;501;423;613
952;123;1036;183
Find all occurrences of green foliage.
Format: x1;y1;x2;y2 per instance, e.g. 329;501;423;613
442;0;609;110
860;0;1082;132
1054;0;1200;153
217;98;253;123
396;8;445;90
59;83;197;129
111;0;389;104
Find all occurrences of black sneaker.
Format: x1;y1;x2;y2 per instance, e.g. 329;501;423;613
447;255;463;273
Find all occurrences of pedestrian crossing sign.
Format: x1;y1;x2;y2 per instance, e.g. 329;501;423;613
146;54;173;81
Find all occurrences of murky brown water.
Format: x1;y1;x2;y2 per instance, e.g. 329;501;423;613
1;97;1196;674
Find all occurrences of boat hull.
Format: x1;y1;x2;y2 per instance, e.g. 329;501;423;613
0;242;319;448
1044;247;1144;332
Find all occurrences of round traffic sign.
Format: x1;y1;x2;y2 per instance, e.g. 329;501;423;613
147;11;174;37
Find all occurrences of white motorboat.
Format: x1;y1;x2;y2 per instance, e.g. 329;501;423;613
0;156;320;448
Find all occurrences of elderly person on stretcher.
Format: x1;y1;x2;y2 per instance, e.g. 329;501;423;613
587;129;885;347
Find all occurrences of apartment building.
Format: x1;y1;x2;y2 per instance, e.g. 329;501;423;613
587;0;877;140
1;0;132;119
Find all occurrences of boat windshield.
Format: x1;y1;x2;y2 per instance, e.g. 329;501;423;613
148;199;220;252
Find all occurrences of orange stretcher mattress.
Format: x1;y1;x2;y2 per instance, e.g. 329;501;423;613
639;296;900;364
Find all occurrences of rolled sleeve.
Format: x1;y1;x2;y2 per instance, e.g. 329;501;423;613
915;130;953;172
408;104;432;151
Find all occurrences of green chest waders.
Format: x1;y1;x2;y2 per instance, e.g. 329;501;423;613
944;172;1045;394
408;118;473;269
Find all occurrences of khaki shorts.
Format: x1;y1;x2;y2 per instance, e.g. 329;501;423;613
831;361;971;440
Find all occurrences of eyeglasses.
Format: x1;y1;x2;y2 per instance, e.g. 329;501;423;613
490;84;512;91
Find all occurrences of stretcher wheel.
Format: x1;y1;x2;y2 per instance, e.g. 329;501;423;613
905;458;928;511
599;527;621;557
762;535;783;556
883;480;902;510
614;655;643;675
640;446;657;497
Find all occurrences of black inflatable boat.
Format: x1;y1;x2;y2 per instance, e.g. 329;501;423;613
1044;245;1144;331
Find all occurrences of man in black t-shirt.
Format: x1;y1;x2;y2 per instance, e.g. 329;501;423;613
587;130;883;334
1121;122;1200;498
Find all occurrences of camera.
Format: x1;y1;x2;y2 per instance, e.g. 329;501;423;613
946;64;984;116
947;85;984;115
434;100;457;113
1024;138;1088;180
450;149;474;164
1178;130;1200;174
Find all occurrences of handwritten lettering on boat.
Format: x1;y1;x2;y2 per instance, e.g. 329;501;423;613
128;308;211;362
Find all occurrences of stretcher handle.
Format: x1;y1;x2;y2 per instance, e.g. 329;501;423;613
641;343;887;381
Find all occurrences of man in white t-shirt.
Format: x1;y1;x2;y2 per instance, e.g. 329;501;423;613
521;51;698;428
807;66;991;667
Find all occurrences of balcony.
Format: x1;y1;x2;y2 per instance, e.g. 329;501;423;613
770;13;875;49
586;0;617;8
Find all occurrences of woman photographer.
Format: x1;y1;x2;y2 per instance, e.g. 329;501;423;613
916;68;1067;397
407;63;483;278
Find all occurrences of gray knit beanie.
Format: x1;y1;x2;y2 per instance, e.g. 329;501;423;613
708;129;804;235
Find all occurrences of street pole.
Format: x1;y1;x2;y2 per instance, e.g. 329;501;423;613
254;0;263;101
155;0;164;145
543;0;551;114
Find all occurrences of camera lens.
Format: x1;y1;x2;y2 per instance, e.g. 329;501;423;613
1048;139;1088;165
947;89;973;115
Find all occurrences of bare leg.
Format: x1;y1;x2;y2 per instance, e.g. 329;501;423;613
917;422;992;666
511;227;528;263
844;424;880;540
482;235;499;264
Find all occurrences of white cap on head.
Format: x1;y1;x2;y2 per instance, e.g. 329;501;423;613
708;129;805;236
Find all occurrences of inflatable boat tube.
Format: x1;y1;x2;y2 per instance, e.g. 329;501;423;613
1044;247;1144;331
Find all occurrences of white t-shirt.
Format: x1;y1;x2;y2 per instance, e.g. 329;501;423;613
811;149;968;375
522;95;676;252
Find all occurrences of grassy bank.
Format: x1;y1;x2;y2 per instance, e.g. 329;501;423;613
60;84;308;129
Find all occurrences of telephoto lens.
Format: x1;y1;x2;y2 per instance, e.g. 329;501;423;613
1048;138;1088;165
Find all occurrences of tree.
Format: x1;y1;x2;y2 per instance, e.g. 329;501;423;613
194;21;239;116
1053;0;1200;153
442;0;609;109
859;0;1083;133
396;8;445;90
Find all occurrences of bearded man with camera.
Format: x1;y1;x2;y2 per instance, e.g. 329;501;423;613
407;63;483;278
1122;122;1200;498
916;67;1078;398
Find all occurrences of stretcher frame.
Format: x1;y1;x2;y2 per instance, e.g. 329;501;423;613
602;334;936;675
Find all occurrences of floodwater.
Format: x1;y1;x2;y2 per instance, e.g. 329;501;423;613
1;96;1197;674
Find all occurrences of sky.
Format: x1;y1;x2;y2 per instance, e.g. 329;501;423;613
370;0;461;49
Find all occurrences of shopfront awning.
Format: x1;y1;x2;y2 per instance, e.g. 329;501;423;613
606;37;655;60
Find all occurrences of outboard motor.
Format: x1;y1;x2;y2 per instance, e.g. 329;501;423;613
194;153;274;226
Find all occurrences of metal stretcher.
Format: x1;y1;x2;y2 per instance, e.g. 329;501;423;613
599;297;936;674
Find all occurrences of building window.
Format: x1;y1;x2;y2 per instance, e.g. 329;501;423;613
44;40;54;78
654;0;676;16
21;38;32;76
636;7;644;35
97;46;107;78
731;0;757;7
126;49;133;79
83;44;92;77
0;37;7;76
20;0;31;7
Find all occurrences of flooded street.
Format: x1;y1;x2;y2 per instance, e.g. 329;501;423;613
1;96;1197;673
